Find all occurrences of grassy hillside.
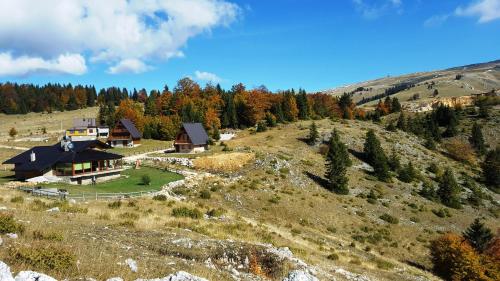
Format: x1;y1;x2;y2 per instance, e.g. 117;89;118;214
0;104;498;280
322;60;500;107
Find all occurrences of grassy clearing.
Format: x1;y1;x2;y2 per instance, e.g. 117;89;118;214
40;167;183;194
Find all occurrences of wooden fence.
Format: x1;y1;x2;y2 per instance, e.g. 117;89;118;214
17;186;160;201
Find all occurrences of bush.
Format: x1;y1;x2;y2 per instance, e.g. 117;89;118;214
141;174;151;185
108;200;122;209
10;196;24;203
443;139;476;164
199;190;211;199
172;207;203;219
119;212;139;220
0;213;25;234
327;253;339;260
432;208;451;218
373;258;395;270
153;194;168;201
379;213;399;224
9;243;76;273
206;208;226;217
32;230;64;241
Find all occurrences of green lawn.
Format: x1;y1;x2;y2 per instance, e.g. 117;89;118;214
41;167;183;194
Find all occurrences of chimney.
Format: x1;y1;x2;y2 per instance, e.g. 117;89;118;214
30;151;36;162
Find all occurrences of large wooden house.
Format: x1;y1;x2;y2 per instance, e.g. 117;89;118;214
174;123;209;153
3;139;123;185
107;119;142;147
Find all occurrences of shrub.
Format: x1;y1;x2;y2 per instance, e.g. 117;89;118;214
327;227;337;233
172;207;203;219
443;139;476;164
153;194;168;201
9;243;76;273
10;196;24;203
117;220;135;228
108;200;122;209
373;258;395;270
141;174;151;185
327;253;339;260
432;208;451;218
206;208;226;217
0;213;25;234
119;212;139;220
379;214;399;224
32;230;64;241
199;190;211;199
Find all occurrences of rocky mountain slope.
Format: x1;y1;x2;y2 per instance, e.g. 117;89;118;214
322;60;500;107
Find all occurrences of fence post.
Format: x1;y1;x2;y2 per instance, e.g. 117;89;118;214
82;193;85;201
96;192;98;200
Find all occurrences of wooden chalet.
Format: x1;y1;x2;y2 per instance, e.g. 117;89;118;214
174;123;209;153
3;139;123;185
107;119;142;147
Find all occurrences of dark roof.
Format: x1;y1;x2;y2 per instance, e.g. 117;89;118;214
3;140;122;172
182;123;209;145
120;119;142;139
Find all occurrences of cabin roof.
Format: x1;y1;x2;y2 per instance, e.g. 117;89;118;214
181;123;209;145
120;119;142;139
2;140;122;172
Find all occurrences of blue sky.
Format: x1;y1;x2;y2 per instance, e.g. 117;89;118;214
0;0;499;92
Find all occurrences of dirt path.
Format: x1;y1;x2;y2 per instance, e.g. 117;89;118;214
122;149;169;162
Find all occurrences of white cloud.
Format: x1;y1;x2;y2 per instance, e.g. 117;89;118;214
108;59;151;74
352;0;402;19
194;70;223;83
0;0;240;76
424;14;450;27
455;0;500;23
0;52;87;76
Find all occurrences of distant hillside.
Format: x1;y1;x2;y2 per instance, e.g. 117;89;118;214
322;59;500;107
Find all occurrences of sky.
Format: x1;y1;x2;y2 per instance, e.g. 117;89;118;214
0;0;499;93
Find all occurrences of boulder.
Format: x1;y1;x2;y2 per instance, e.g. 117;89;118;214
125;258;138;273
0;261;14;281
106;278;124;281
135;271;209;281
46;207;60;212
282;270;319;281
6;233;18;239
14;271;57;281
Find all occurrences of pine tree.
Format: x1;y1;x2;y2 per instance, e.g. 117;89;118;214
364;130;391;181
325;129;351;194
396;112;407;131
388;149;401;172
469;123;486;155
308;121;319;145
437;168;461;209
398;162;416;183
212;125;221;141
391;97;401;112
296;89;309;120
482;147;499;189
463;218;493;252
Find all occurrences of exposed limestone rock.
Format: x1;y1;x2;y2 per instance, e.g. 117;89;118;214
14;271;57;281
134;271;209;281
282;270;319;281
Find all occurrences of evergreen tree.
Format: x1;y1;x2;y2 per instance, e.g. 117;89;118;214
363;130;391;181
391;97;401;112
396;112;407;131
398;161;416;183
308;121;319;145
469;123;486;155
265;112;277;127
296;89;309;120
482;147;499;189
463;218;493;252
420;180;438;201
388;149;401;172
212;125;221;141
325;129;351;194
437;168;461;209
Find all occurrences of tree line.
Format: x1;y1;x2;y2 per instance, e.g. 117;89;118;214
96;78;365;141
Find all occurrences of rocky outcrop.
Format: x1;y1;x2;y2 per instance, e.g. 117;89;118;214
135;271;209;281
282;270;319;281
